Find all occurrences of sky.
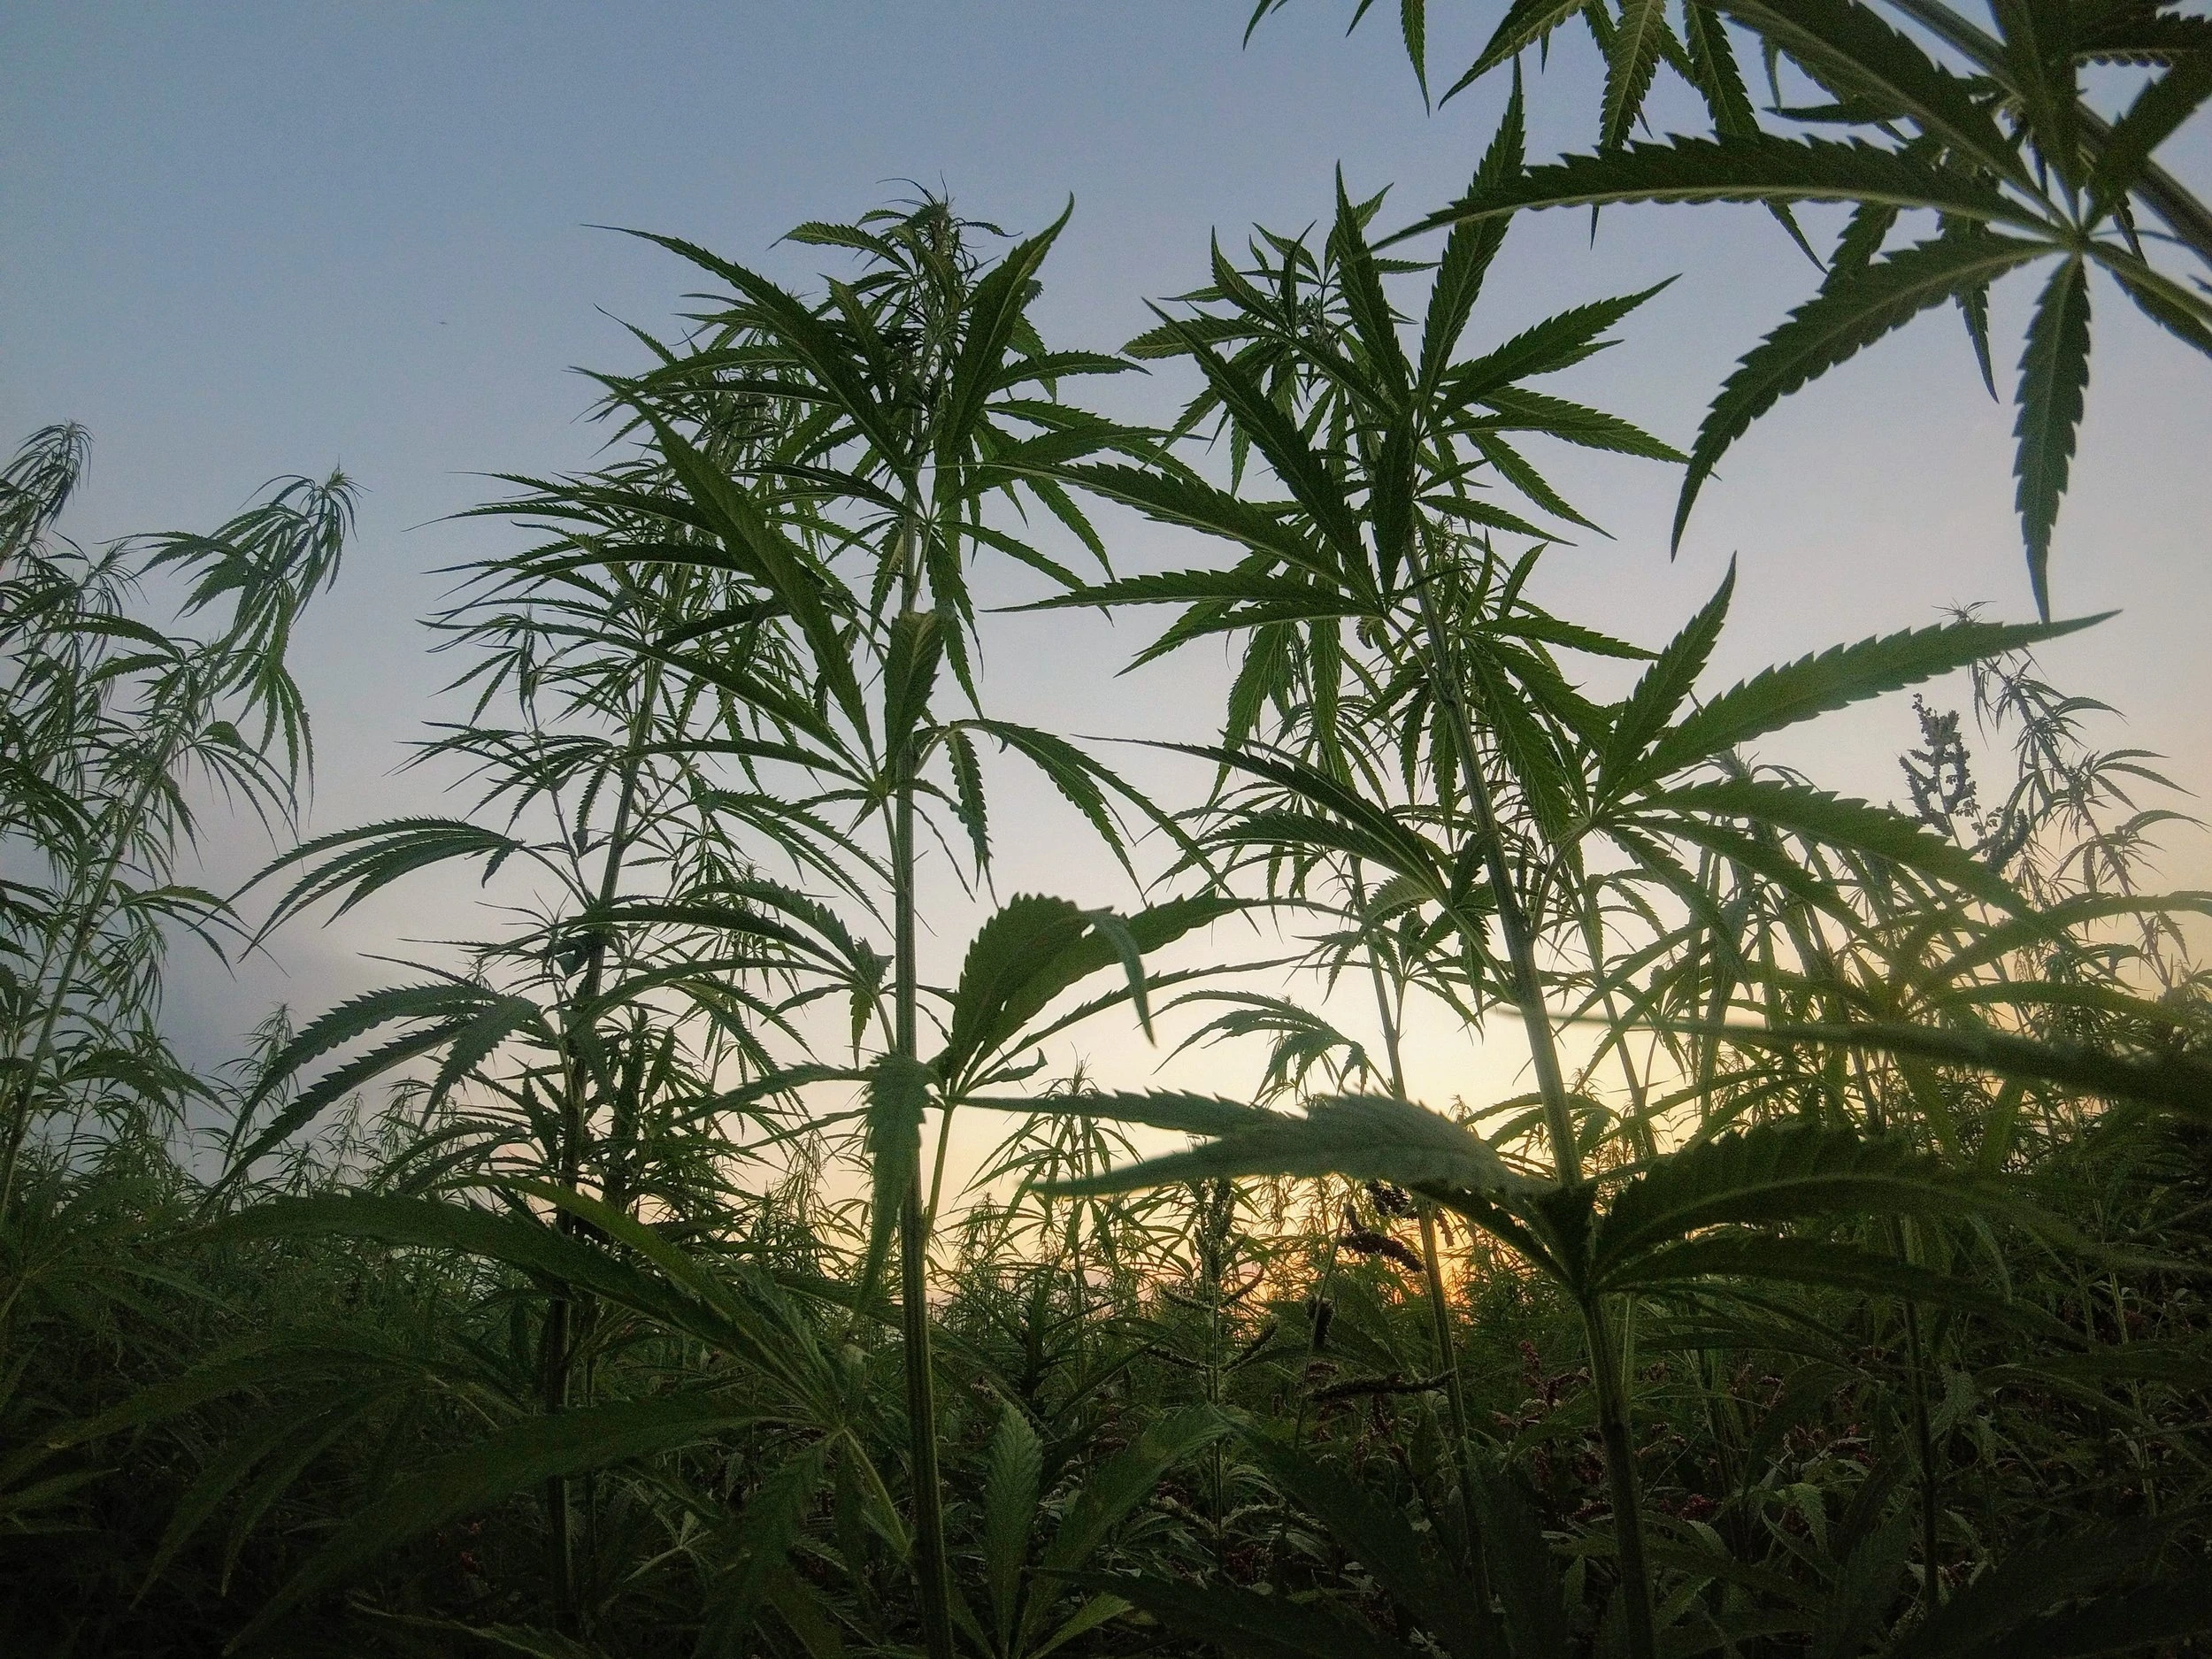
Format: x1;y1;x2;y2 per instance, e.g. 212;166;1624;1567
8;3;2210;1171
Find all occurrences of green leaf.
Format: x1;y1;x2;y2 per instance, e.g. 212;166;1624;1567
1144;314;1371;568
2087;51;2212;224
1017;567;1373;626
964;718;1210;884
1495;611;1655;661
1810;1506;1912;1659
1400;0;1429;105
1469;1465;1572;1659
2093;243;2212;359
1675;230;2051;551
934;894;1231;1087
1237;1431;1495;1659
1604;0;1673;151
1038;1405;1228;1574
1601;560;1734;795
220;984;523;1182
614;229;909;461
1715;0;2027;180
1683;0;1761;137
1467;385;1686;461
2012;255;2091;618
1152;741;1450;900
946;727;989;873
1996;0;2084;193
242;818;529;936
1051;1094;1529;1200
1390;134;2026;248
1460;0;1594;92
1042;463;1348;588
1617;1233;2073;1335
984;1407;1043;1648
1330;170;1412;401
626;399;868;734
698;1441;834;1659
1647;779;2022;907
941;203;1072;467
197;1194;725;1346
883;608;945;754
937;895;1089;1086
141;1386;388;1596
1589;1123;1983;1286
1646;609;2104;778
1714;1021;2212;1118
1439;282;1674;416
860;1053;933;1302
1417;80;1523;390
227;1394;766;1652
987;1088;1271;1139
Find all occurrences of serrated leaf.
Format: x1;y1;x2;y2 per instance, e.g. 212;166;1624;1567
1038;1405;1227;1576
1650;778;2023;905
1617;1233;2072;1334
1604;0;1673;150
860;1053;933;1301
1675;229;2051;551
984;1407;1043;1647
1645;610;2104;778
1589;1123;1982;1284
2013;255;2092;617
989;1087;1272;1139
1601;560;1735;795
698;1441;834;1659
1715;0;2027;180
1462;0;1597;91
1051;1094;1528;1200
1715;1020;2212;1118
1390;134;2026;248
2088;51;2212;224
883;608;944;755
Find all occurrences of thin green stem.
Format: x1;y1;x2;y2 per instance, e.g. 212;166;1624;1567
1583;1293;1656;1659
1408;580;1579;1185
1407;557;1655;1656
0;724;180;1218
891;506;954;1659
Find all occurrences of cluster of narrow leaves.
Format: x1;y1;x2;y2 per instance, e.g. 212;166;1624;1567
0;423;351;1217
1262;0;2212;613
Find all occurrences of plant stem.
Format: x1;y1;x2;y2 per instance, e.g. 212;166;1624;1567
1859;1065;1944;1616
891;506;955;1659
0;722;178;1218
1583;1292;1655;1659
1407;558;1655;1657
1408;581;1579;1185
1351;881;1488;1582
1902;1291;1943;1612
537;667;657;1637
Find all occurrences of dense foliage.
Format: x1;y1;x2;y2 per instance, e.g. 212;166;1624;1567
5;5;2210;1656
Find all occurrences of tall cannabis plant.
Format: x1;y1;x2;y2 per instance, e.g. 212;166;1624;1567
0;423;350;1218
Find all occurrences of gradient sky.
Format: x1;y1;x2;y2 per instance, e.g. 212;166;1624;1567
9;3;2209;1139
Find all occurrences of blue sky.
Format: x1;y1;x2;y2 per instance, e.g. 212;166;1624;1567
9;3;2210;1116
